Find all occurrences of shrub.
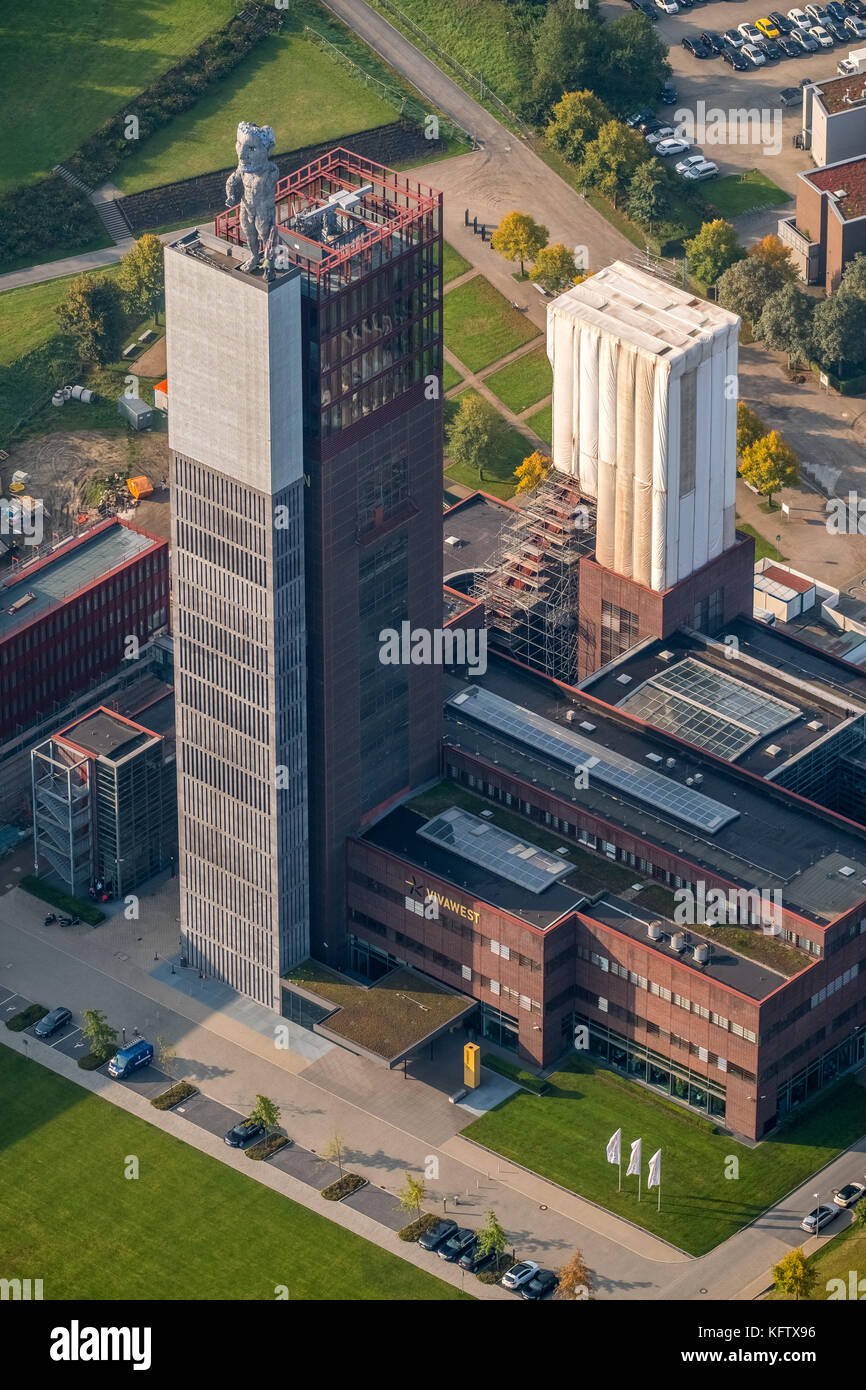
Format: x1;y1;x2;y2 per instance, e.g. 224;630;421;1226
78;1052;107;1070
151;1081;198;1111
482;1054;548;1094
398;1212;439;1242
6;1004;48;1032
321;1173;366;1201
0;177;104;266
246;1134;292;1161
476;1256;512;1284
20;877;105;926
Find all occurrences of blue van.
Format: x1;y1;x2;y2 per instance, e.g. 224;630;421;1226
107;1039;154;1078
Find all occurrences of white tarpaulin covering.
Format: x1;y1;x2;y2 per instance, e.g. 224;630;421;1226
546;261;740;593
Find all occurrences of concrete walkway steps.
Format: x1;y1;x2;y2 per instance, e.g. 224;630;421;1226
52;162;134;246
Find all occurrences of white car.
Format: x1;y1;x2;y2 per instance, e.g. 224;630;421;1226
811;24;834;44
833;1181;866;1208
805;2;829;20
655;136;692;156
742;41;768;63
682;158;719;181
501;1260;539;1290
675;153;708;173
800;1204;840;1234
845;14;866;36
655;0;680;10
738;21;763;40
645;125;676;145
787;6;813;28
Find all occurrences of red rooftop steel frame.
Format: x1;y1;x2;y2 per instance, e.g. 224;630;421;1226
215;147;441;294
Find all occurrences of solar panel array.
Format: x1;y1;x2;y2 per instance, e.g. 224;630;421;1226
446;685;739;835
618;656;801;761
418;807;574;894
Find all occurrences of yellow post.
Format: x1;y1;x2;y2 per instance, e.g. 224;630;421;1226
463;1042;480;1089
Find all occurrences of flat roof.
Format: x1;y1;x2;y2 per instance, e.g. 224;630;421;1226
0;522;159;643
443;657;866;924
361;804;588;931
443;492;514;583
803;155;866;221
811;73;866;116
761;564;814;595
59;708;159;762
549;260;738;359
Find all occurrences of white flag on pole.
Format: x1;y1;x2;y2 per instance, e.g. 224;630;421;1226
606;1128;621;1165
648;1148;662;1189
626;1137;642;1177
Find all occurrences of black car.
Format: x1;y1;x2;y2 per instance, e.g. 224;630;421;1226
629;0;659;16
722;44;749;68
826;0;847;19
33;1006;72;1038
223;1119;266;1148
522;1269;560;1300
438;1228;477;1262
627;108;656;127
637;115;664;134
678;0;694;8
779;85;803;103
757;37;783;57
793;27;820;49
824;16;847;38
848;0;866;15
683;35;711;55
700;30;725;51
417;1217;458;1251
458;1244;499;1274
660;81;678;105
769;9;793;29
778;33;803;54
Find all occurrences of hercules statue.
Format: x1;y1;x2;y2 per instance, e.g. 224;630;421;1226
225;122;279;278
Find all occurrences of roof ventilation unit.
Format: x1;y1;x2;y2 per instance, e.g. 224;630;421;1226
647;920;664;941
693;773;704;785
807;719;823;731
693;943;710;965
665;757;677;769
645;752;663;764
670;932;687;952
686;777;695;787
579;721;597;733
766;744;782;757
616;674;632;685
658;650;676;662
839;865;856;877
565;709;577;722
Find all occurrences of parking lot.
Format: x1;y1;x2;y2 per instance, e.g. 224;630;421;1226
603;0;851;190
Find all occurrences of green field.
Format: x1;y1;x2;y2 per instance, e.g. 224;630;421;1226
707;170;791;220
0;1047;467;1300
464;1055;866;1257
443;240;472;285
0;276;84;368
443;360;464;393
1;0;239;193
736;519;786;563
114;32;392;194
766;1221;866;1300
445;276;540;375
444;387;531;498
526;402;552;445
485;344;552;414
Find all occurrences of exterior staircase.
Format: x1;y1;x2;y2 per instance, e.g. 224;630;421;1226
52;164;134;246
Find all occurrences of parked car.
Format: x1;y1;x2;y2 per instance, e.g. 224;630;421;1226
417;1217;458;1251
501;1261;539;1291
787;6;813;27
645;125;676;145
824;16;848;39
678;0;695;8
723;43;750;65
769;9;795;30
655;0;680;11
43;913;57;925
660;80;679;104
811;24;835;44
847;0;866;16
833;1181;866;1208
700;29;725;50
522;1269;560;1300
107;1038;154;1078
778;32;803;51
683;35;712;55
757;36;784;55
800;1204;840;1233
791;24;820;45
825;0;847;19
779;84;804;101
724;27;745;44
805;2;829;21
743;40;769;61
682;158;719;180
637;116;664;134
739;20;764;38
223;1118;266;1148
757;15;781;34
627;108;656;127
438;1228;477;1262
676;152;709;172
655;136;692;156
458;1244;499;1274
845;13;866;34
32;1006;72;1038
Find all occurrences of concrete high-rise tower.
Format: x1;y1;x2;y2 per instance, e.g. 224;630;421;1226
165;228;309;1008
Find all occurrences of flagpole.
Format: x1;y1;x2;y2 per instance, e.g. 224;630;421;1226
658;1180;661;1213
618;1159;621;1193
638;1171;641;1203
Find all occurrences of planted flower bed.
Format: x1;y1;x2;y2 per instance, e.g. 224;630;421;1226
398;1212;438;1242
321;1173;366;1202
246;1135;293;1161
6;1004;48;1032
151;1081;198;1111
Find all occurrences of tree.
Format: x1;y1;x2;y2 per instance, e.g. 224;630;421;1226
555;1247;595;1300
117;233;165;325
736;401;765;458
626;162;671;233
811;291;866;376
595;13;671;113
514;449;552;494
544;89;610;165
530;0;601;115
397;1171;427;1220
476;1208;508;1263
446;392;504;482
716;255;791;327
577;121;649;209
749;234;797;283
838;251;866;299
81;1008;117;1061
491;211;549;276
739;430;799;506
772;1248;816;1301
56;273;124;365
755;284;815;368
322;1131;347;1179
684;220;744;286
155;1035;177;1077
250;1094;281;1137
855;1197;866;1230
530;243;579;294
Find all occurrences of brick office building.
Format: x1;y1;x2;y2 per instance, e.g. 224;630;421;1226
0;519;169;743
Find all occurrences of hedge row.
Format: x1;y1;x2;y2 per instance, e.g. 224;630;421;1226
0;176;105;267
20;876;105;927
151;1081;198;1111
397;1212;438;1242
6;1004;48;1032
481;1053;548;1094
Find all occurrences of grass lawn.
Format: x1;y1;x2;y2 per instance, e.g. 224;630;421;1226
0;276;84;368
766;1221;866;1300
0;1047;468;1300
442;360;464;392
736;519;785;562
443;241;471;285
2;0;239;193
114;32;392;194
707;171;791;220
526;402;552;445
443;388;531;499
445;276;540;375
485;344;552;414
464;1055;866;1257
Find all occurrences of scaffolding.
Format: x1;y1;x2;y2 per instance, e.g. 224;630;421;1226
31;739;93;896
477;474;597;684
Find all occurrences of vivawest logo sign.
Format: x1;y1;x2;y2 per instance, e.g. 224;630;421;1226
49;1321;152;1371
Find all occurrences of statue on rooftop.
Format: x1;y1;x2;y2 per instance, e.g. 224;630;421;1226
225;122;279;278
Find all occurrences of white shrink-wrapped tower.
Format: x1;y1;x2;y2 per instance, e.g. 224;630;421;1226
547;261;740;593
